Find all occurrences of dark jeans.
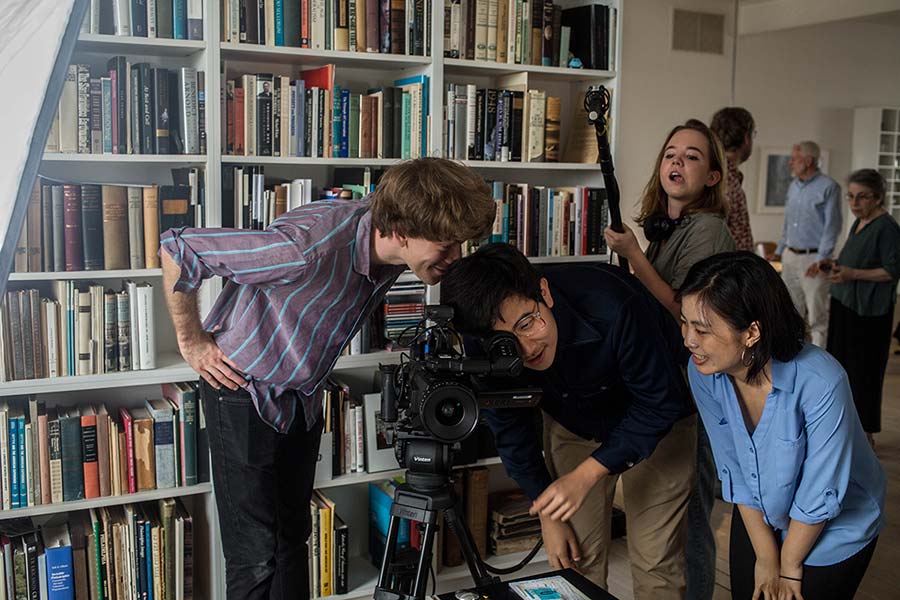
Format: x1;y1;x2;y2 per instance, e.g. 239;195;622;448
202;380;324;600
729;504;877;600
686;416;717;600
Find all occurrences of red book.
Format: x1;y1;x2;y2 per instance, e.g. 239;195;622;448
119;407;137;494
62;184;84;271
234;87;245;156
365;0;379;52
300;65;334;92
301;0;310;47
80;408;100;499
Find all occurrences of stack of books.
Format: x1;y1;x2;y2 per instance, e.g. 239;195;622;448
80;0;204;39
382;280;425;346
308;489;349;598
489;489;541;556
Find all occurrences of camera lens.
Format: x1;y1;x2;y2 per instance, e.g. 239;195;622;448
419;381;479;443
436;398;464;427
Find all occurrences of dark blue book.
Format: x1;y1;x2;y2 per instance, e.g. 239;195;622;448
10;417;19;509
144;520;154;600
45;545;74;600
340;89;350;158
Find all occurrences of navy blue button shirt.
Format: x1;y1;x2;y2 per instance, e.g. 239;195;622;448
688;344;885;566
482;264;695;500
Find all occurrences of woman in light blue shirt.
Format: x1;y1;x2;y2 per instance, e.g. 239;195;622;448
678;251;884;600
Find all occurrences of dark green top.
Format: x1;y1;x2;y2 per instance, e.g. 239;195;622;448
830;212;900;317
646;212;736;290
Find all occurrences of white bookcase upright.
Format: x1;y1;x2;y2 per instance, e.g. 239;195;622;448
852;106;900;222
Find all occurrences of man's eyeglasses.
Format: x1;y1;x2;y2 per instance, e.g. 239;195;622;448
512;303;547;338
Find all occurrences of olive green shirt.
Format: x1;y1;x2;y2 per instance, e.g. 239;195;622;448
646;212;736;290
830;213;900;317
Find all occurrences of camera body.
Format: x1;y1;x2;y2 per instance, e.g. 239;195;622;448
379;305;540;473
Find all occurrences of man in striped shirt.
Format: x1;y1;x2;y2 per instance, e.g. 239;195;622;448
159;158;495;600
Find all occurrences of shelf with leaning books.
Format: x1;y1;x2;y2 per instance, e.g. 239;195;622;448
0;482;212;520
443;58;614;81
77;33;206;56
0;353;196;396
221;63;431;161
220;42;432;69
219;0;432;61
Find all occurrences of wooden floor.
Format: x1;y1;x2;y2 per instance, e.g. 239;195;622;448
603;347;900;600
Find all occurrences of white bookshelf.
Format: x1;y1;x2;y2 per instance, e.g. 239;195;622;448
852;106;900;222
1;1;622;597
0;483;212;521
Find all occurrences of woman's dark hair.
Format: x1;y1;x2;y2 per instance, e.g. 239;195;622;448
848;168;886;204
678;251;805;384
709;107;755;151
440;243;543;336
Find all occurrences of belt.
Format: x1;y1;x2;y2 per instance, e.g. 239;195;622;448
787;247;818;255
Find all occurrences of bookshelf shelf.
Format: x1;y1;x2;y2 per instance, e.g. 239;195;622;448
41;153;208;164
323;549;550;600
0;352;196;396
76;34;206;56
7;269;163;281
460;160;599;171
442;58;615;81
220;43;432;69
334;351;404;371
317;457;503;491
221;156;402;167
0;483;212;521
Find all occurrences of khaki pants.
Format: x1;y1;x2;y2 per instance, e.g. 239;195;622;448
544;414;697;600
781;249;830;347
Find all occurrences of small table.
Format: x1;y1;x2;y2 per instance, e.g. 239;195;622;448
436;568;618;600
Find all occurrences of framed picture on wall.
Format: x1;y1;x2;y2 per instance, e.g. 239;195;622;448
757;146;830;214
364;393;401;473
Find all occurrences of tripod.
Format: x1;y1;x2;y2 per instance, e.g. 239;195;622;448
374;442;499;600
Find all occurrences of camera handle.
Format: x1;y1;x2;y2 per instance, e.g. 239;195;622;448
374;481;498;600
584;85;628;271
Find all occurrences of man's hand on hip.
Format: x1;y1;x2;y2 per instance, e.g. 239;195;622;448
540;516;582;571
180;332;247;391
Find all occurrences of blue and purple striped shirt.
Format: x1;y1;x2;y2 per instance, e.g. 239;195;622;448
160;198;405;432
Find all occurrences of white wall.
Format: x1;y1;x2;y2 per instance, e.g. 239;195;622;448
735;18;900;244
617;0;736;234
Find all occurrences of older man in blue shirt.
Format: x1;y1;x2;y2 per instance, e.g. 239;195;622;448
442;243;696;600
773;141;842;347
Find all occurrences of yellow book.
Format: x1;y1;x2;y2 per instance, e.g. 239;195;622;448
314;490;335;596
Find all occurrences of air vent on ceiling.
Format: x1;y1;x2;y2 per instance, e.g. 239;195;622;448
673;9;725;54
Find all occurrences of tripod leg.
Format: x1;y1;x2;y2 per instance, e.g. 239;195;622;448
443;504;499;588
412;520;437;598
376;513;402;589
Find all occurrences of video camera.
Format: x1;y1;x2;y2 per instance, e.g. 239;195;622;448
378;305;540;480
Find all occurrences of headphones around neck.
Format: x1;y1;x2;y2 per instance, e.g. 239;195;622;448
642;214;690;243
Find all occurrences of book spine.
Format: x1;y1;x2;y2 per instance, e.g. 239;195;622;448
48;419;63;503
153;68;170;153
90;78;103;153
179;67;200;154
104;292;118;373
143;186;161;268
81;415;100;499
60;415;85;501
80;185;104;270
63;185;84;271
115;292;131;372
152;412;175;489
127;188;146;269
101;77;113;153
76;65;92;154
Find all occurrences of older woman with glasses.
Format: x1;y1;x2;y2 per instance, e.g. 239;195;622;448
820;169;900;447
441;242;697;599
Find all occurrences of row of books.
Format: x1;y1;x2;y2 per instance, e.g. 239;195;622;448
383;280;425;345
80;0;205;40
444;0;618;71
475;182;610;258
0;499;194;600
14;176;199;274
306;489;349;597
46;59;205;156
221;0;431;57
0;385;200;510
444;84;561;163
1;281;156;381
224;65;430;159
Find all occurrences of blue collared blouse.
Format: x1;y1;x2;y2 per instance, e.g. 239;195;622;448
687;344;884;566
